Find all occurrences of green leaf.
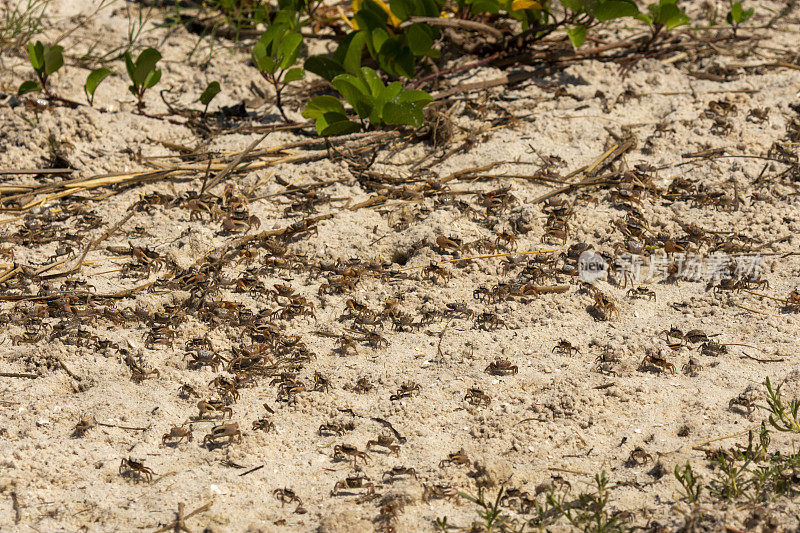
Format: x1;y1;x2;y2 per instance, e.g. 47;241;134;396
304;96;361;135
319;115;362;136
368;27;390;59
726;2;753;24
124;52;136;87
28;41;44;70
396;89;432;104
559;0;588;12
406;24;434;57
592;0;639;20
343;31;367;74
470;0;502;13
373;81;403;124
85;68;111;99
143;69;161;90
18;80;41;95
304;56;345;81
332;74;374;118
133;48;162;87
302;95;346;119
43;45;63;75
390;0;412;20
200;81;221;106
378;81;403;108
648;0;689;29
359;67;385;99
252;40;269;72
283;67;305;83
277;31;303;70
566;24;586;48
383;101;423;127
377;38;415;78
252;40;277;73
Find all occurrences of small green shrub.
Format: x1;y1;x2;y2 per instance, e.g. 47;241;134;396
303;67;432;135
459;484;509;532
760;377;800;433
675;462;702;503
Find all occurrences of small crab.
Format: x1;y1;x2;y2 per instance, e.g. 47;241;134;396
424;263;451;283
382;466;417;482
660;326;685;343
682;357;702;376
119;458;154;482
318;422;354;436
475;312;506;330
179;384;199;399
439;449;470;468
464;388;491;406
591;291;619;321
162;423;193;444
627;447;653;466
366;434;400;455
684;329;711;345
485;359;518;375
353;377;373;394
313;371;331;392
435;235;462;253
423;483;460;502
552;339;579;356
389;382;420;401
331;474;374;496
72;413;96;437
333;444;370;466
273;488;301;507
729;386;759;414
252;418;276;432
786;289;800;312
626;287;656;301
700;341;728;356
495;231;518;251
639;353;675;374
185;350;225;371
197;399;233;420
203;423;242;447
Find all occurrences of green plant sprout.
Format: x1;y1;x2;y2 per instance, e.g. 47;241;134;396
251;15;304;121
124;47;162;111
199;81;221;117
726;1;753;35
760;377;800;433
458;485;509;532
674;462;702;503
637;0;690;48
18;40;63;95
548;471;631;533
84;67;111;106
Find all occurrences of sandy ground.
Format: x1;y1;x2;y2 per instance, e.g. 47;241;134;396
1;0;800;531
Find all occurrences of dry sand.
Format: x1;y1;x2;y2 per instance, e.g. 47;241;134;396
1;0;800;531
